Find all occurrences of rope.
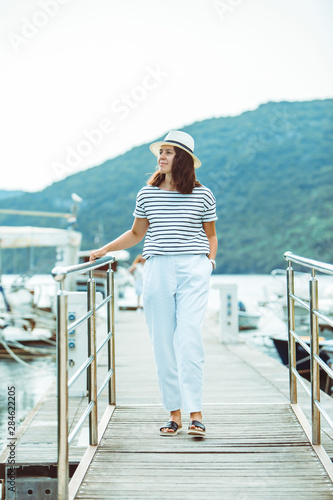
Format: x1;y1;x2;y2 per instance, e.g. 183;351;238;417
0;338;39;369
5;339;55;356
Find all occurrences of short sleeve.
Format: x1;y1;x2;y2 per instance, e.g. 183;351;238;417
202;189;218;222
133;189;147;218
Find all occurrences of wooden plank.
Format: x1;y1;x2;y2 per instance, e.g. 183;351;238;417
68;405;115;500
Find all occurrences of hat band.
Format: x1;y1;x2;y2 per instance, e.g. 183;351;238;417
165;140;193;154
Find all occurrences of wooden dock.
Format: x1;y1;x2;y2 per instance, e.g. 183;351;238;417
2;309;333;499
71;310;333;499
75;404;331;499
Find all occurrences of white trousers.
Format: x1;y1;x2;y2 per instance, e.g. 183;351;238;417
143;254;212;414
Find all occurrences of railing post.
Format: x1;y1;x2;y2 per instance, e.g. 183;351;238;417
107;266;116;405
57;286;69;500
310;269;320;444
111;269;116;404
287;261;297;404
87;271;98;445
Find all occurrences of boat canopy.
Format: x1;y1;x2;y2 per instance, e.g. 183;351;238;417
0;227;82;249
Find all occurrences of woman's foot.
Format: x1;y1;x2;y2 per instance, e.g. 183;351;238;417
189;411;202;430
188;411;206;436
160;409;182;435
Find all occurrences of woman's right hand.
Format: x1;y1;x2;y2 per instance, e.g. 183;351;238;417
89;248;107;262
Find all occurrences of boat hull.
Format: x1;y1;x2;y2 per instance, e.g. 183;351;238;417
271;336;333;395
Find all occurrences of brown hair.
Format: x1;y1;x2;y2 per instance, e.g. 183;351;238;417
147;146;201;194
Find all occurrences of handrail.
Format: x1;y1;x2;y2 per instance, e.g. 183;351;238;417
284;251;333;480
52;255;116;500
284;251;333;275
52;255;114;282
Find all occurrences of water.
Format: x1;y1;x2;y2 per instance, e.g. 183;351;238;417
0;274;57;452
0;357;56;452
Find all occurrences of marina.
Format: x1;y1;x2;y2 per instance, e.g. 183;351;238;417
0;253;333;498
2;1;332;497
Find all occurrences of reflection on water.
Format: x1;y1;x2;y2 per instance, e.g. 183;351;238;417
0;356;56;452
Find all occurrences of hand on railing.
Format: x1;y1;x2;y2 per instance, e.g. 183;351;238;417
89;248;107;262
52;255;115;282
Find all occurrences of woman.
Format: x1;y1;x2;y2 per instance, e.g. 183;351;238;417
128;254;145;310
90;130;218;437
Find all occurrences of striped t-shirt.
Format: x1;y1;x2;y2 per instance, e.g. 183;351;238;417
133;185;217;259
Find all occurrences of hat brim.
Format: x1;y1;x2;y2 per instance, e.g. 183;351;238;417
149;141;201;169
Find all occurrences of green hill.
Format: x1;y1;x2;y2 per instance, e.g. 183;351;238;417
1;99;332;274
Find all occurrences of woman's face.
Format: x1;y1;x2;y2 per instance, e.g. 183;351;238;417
158;145;176;175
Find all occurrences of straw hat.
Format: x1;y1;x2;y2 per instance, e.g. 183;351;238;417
149;130;201;168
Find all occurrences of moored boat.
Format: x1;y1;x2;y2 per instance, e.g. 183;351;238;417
271;335;333;396
0;224;82;360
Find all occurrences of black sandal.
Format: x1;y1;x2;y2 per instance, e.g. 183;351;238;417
159;421;182;436
187;420;206;436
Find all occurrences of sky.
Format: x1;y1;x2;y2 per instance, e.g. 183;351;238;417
1;0;333;192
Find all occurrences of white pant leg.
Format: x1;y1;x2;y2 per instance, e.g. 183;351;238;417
143;255;212;413
143;256;182;411
174;255;212;413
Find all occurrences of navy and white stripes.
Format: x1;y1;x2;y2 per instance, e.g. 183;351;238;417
133;185;217;259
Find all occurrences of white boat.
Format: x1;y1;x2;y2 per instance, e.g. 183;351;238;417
0;225;82;358
238;309;261;330
263;269;333;332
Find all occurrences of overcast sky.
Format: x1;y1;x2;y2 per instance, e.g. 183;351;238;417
1;0;332;192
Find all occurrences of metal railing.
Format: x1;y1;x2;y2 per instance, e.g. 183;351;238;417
52;255;116;500
284;252;333;457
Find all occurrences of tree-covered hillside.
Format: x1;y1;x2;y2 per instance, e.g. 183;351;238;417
1;99;332;274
